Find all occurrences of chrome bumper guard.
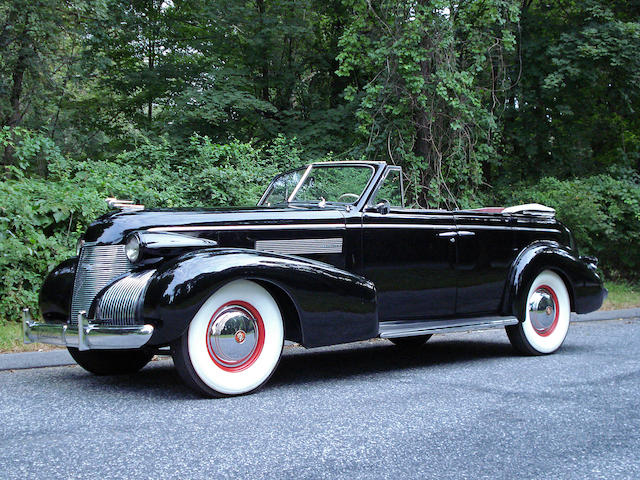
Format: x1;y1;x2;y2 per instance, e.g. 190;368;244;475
23;308;154;351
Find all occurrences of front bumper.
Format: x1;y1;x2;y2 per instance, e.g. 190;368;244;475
23;309;154;351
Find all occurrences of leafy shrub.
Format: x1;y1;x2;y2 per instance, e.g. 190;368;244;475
0;130;300;322
499;173;640;279
181;136;278;206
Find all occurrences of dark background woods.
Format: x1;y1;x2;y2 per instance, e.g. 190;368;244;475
1;0;640;319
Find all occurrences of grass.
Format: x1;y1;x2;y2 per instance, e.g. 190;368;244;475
601;280;640;311
0;321;61;354
1;280;639;354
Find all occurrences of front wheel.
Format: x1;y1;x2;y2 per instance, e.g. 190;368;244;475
172;280;284;397
506;270;571;355
67;348;153;375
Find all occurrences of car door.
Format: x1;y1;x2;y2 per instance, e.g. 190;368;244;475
453;212;517;315
361;209;457;321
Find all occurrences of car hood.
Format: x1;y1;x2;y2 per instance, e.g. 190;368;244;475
83;206;348;244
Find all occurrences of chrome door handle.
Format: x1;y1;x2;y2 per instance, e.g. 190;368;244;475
438;231;475;238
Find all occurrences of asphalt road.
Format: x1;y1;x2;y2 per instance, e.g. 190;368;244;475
1;318;638;480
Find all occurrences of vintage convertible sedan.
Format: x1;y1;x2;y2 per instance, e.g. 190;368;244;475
24;161;606;397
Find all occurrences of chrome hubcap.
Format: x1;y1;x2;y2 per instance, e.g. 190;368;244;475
207;305;260;369
528;286;558;335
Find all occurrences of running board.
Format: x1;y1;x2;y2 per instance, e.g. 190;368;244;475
379;316;519;338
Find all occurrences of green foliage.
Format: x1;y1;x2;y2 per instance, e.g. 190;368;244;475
337;0;520;208
72;0;358;157
0;127;66;176
2;0;640;323
0;129;297;321
500;0;640;185
180;136;279;206
499;173;640;278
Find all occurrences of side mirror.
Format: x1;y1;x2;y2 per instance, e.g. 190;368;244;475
366;199;391;215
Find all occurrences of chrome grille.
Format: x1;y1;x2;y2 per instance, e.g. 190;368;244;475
95;270;155;326
70;244;132;324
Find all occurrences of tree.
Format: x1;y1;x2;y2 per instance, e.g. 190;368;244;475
501;0;640;184
337;0;520;207
0;0;92;170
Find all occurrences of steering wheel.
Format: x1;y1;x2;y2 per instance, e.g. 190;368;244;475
338;193;359;202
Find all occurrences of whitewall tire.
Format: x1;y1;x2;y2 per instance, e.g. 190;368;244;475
506;270;571;355
172;280;284;397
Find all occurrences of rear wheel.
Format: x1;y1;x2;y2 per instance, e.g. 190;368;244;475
67;348;153;375
506;270;571;355
388;335;432;348
172;280;284;397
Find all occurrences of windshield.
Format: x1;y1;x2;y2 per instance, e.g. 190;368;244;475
261;164;375;206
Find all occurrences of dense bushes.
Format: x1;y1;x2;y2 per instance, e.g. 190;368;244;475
0;130;302;321
499;173;640;279
2;127;639;322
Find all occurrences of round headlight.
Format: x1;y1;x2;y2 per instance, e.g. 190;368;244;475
76;238;85;256
125;235;141;262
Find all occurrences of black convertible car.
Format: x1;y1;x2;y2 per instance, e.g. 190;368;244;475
24;161;606;397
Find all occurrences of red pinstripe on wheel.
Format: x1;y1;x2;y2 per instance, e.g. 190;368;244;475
205;300;266;372
532;284;559;337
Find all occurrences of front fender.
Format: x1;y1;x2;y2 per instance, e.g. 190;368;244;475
142;248;377;347
504;241;606;318
39;257;78;324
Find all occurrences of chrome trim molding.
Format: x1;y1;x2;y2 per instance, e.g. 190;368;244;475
95;270;155;326
513;227;559;233
148;223;346;232
379;316;519;338
23;308;154;350
150;223;458;232
147;223;558;233
362;224;455;230
255;238;343;255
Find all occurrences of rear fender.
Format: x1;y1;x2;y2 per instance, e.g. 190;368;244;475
503;241;605;318
142;248;377;347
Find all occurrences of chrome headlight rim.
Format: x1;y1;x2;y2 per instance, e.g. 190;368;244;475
125;234;141;263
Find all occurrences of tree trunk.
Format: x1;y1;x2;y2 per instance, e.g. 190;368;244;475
256;0;269;103
7;51;26;127
148;38;154;122
2;48;28;169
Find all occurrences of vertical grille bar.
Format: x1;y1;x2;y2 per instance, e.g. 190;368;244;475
70;244;133;324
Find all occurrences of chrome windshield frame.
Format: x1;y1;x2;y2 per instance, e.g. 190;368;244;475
259;161;385;209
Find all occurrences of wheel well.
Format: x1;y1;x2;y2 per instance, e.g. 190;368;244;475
254;280;303;344
505;265;577;317
549;268;576;313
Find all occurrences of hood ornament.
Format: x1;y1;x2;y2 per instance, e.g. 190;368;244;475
105;197;145;211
